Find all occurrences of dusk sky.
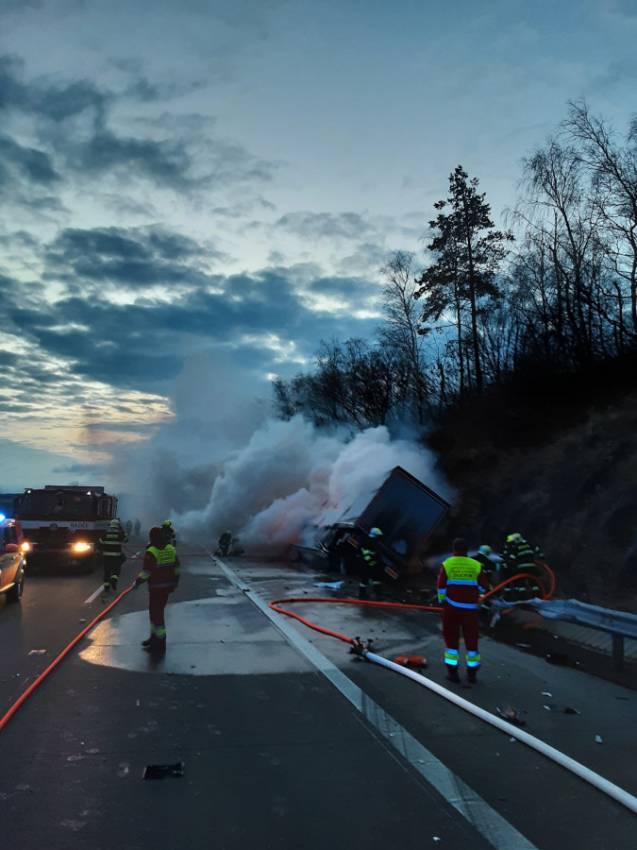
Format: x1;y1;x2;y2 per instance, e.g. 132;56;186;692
1;0;636;488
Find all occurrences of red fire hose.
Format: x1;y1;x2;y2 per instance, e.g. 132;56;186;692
269;561;557;647
0;585;134;734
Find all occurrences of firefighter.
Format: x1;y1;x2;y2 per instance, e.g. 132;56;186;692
134;526;180;656
437;538;489;684
217;530;232;556
358;527;383;599
474;544;500;585
502;532;544;599
162;519;177;546
97;518;127;593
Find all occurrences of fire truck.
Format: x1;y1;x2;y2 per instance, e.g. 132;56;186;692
14;485;118;570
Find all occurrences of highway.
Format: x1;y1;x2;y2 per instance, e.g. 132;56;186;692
0;549;635;849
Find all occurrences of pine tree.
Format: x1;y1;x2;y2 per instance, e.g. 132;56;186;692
415;165;513;392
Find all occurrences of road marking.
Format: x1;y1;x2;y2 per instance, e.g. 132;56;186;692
215;557;538;850
84;585;104;604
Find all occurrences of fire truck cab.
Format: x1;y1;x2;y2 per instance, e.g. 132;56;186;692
15;486;118;570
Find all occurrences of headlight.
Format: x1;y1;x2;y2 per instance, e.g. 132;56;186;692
71;541;93;554
20;541;32;554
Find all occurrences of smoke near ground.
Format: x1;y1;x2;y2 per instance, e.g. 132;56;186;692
175;415;450;551
112;352;449;551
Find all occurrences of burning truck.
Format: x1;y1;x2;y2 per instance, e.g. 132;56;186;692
295;466;450;580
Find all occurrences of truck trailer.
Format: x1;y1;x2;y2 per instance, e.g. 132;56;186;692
296;466;450;580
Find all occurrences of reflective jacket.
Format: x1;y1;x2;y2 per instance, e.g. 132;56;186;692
437;555;488;610
138;544;180;590
361;545;379;569
502;537;543;572
97;527;125;560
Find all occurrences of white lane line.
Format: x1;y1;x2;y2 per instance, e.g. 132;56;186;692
215;557;538;850
84;585;104;604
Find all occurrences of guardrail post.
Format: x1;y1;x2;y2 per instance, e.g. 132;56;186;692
611;633;624;671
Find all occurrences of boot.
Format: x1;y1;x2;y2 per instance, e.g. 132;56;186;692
110;576;118;591
143;636;166;657
467;667;478;684
141;637;152;647
446;666;460;683
102;582;110;594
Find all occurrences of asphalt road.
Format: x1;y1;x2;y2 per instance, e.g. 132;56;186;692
0;550;635;850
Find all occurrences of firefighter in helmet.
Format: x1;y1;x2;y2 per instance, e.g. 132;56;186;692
161;519;176;547
96;518;127;594
502;532;544;599
134;526;180;656
358;527;383;599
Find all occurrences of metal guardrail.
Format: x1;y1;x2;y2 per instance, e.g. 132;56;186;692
492;597;637;670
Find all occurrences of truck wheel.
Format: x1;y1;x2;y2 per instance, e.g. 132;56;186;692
6;570;24;604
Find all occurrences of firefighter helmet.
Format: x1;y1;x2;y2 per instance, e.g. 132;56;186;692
369;527;383;538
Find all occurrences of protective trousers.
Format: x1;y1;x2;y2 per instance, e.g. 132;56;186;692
148;588;171;649
102;554;125;587
442;605;480;669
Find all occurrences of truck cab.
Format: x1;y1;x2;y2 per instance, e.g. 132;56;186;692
14;486;118;570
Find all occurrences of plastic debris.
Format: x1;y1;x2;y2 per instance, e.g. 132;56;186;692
28;649;46;655
541;691;553;697
543;704;580;714
394;655;427;670
595;735;603;744
143;762;184;780
314;580;344;590
496;706;526;727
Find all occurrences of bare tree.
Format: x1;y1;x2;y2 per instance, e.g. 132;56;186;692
380;251;430;422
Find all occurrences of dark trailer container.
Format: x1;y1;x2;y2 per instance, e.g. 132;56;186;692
299;466;450;577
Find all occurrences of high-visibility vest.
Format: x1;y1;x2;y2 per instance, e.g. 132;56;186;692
438;555;486;609
142;544;179;589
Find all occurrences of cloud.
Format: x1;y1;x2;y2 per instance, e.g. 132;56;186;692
0;55;277;198
44;224;225;293
0;134;60;185
275;211;378;241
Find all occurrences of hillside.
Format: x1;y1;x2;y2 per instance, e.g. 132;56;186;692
428;360;637;611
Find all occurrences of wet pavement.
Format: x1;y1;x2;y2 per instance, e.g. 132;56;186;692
0;550;635;849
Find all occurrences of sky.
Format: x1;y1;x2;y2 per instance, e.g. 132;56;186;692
1;0;636;490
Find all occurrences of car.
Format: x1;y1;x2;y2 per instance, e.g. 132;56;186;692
0;515;28;603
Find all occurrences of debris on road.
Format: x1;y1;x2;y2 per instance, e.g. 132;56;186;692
28;649;46;655
394;655;427;670
143;762;184;780
314;580;344;589
541;691;553;697
543;704;580;714
545;651;570;665
496;706;526;727
595;735;604;744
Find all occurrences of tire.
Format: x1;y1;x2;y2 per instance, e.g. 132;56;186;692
6;569;24;604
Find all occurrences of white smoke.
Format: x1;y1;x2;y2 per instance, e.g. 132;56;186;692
175;415;449;549
109;352;450;550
